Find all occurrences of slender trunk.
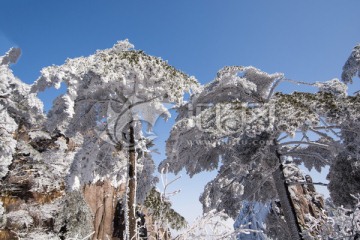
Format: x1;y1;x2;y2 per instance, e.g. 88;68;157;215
272;145;303;240
128;124;137;240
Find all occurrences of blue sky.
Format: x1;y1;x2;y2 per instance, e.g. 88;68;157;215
1;0;360;225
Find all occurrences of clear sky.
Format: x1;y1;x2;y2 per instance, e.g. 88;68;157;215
1;0;360;226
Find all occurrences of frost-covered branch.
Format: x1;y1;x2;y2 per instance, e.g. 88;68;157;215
277;141;332;149
160;164;182;199
342;44;360;84
174;210;261;240
316;195;360;239
0;91;10;98
287;181;328;186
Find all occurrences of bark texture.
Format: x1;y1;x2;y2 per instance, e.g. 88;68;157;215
83;181;126;240
128;124;137;240
273;150;304;240
285;168;326;238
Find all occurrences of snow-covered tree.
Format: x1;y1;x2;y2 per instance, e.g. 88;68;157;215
160;64;360;239
0;48;44;179
0;49;86;239
31;40;200;239
322;195;360;239
1;39;359;240
342;44;360;84
172;209;263;240
143;187;187;238
327;44;360;208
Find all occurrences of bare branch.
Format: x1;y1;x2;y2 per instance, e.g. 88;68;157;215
318;117;341;138
283;78;318;87
267;77;284;101
277;141;331;149
287;181;328;186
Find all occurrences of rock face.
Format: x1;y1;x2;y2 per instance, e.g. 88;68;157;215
284;163;327;239
0;129;162;240
0;129;93;239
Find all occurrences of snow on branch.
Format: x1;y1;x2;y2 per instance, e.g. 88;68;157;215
192;66;283;106
174;210;261;240
342;44;360;84
0;48;21;65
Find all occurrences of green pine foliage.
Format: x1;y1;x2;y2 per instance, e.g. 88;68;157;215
144;187;187;231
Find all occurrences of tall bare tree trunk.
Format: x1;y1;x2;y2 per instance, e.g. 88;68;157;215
128;124;137;240
273;148;303;240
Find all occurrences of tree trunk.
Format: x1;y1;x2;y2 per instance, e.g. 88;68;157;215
272;148;303;240
128;124;137;240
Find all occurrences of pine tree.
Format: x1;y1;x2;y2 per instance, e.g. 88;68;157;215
160;65;359;239
31;40;199;239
